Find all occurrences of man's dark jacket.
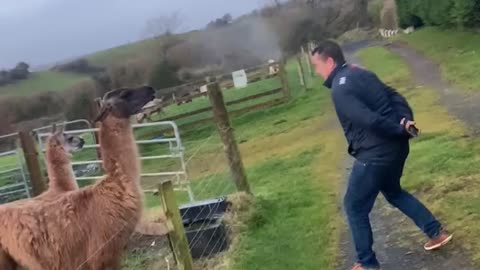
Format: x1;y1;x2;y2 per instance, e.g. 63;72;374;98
324;63;413;162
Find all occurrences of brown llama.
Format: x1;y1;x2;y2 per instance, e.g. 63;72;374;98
17;125;84;203
0;86;155;270
0;128;84;269
42;126;169;236
42;124;167;234
45;125;84;193
0;120;167;268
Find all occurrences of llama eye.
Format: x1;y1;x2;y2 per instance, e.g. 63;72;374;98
67;137;74;143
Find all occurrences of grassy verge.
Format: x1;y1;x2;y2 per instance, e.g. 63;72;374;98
357;46;480;263
230;133;343;270
398;27;480;92
0;71;89;96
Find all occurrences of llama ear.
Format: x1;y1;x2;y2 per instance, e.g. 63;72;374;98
94;105;112;122
51;123;64;135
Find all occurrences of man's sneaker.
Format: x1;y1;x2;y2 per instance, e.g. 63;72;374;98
424;231;453;251
352;263;381;270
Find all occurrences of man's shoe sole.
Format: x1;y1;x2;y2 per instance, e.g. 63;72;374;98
424;234;453;251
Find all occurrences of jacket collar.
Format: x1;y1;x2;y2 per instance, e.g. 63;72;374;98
323;62;348;89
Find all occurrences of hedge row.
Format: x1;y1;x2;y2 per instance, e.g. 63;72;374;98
396;0;480;28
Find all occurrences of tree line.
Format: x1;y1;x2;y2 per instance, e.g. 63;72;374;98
396;0;480;28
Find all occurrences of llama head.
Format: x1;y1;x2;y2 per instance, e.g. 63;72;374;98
47;124;85;157
95;86;155;122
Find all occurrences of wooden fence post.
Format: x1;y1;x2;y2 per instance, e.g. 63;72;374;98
207;82;252;194
278;60;291;100
158;181;194;270
301;46;313;77
296;56;307;92
19;131;46;196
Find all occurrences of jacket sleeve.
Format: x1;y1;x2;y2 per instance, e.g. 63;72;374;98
384;85;414;121
332;86;408;138
363;71;414;121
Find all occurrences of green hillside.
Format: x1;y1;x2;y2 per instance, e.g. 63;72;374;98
86;38;160;67
0;36;158;97
0;71;89;96
86;31;195;67
0;32;194;97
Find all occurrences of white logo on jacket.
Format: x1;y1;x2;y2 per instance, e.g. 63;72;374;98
339;77;346;85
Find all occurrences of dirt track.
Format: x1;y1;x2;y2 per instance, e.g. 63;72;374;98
336;41;476;270
387;42;480;135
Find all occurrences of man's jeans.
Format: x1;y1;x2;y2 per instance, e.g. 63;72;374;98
344;157;442;268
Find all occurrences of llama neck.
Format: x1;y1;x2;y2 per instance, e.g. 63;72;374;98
99;116;140;182
46;151;78;191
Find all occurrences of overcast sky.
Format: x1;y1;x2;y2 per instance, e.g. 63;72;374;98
0;0;263;69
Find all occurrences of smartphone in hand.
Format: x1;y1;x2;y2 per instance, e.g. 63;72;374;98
401;118;419;138
407;125;419;137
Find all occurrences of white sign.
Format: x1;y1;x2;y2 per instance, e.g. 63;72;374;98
200;84;208;93
232;69;248;88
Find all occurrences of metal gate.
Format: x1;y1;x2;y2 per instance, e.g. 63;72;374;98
0;133;30;203
35;121;194;201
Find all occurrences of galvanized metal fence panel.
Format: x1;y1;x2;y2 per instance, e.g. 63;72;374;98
0;133;30;203
36;120;194;202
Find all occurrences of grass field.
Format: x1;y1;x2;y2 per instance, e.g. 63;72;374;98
161;78;282;117
398;27;480;92
0;71;89;96
357;47;480;263
138;62;300;137
150;77;284;127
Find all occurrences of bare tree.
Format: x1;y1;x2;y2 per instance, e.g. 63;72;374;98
144;11;183;38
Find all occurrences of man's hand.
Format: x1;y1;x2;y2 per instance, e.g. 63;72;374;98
401;118;419;137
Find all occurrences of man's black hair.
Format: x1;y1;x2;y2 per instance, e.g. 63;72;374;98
311;40;346;65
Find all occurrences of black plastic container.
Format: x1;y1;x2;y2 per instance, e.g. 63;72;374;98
179;197;231;259
185;218;229;259
179;197;230;224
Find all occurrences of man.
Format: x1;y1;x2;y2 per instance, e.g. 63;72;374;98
310;41;452;270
